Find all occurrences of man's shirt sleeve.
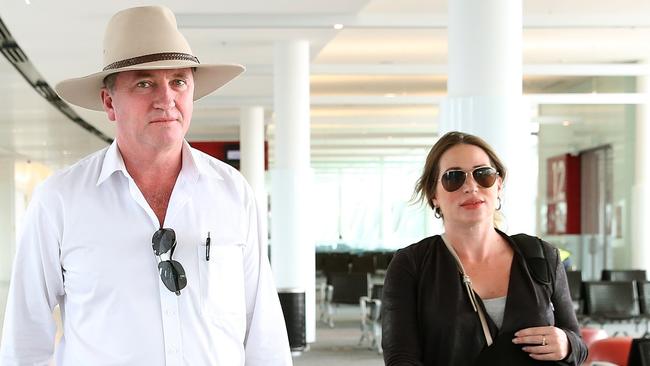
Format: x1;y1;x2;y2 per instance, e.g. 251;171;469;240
0;186;64;365
241;185;292;366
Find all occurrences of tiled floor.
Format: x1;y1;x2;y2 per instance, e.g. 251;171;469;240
294;306;383;366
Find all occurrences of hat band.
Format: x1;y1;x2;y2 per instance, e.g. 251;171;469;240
103;52;200;71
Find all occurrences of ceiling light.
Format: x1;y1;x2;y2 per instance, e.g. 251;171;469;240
25;0;30;4
384;93;397;98
333;24;344;30
562;120;571;127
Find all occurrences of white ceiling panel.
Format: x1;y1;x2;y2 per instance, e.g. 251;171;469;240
0;0;649;169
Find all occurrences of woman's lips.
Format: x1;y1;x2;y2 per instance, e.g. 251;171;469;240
460;199;484;209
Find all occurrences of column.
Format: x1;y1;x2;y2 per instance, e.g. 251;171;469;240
440;0;535;234
0;158;15;332
271;40;315;346
0;159;15;281
239;107;268;259
631;75;650;270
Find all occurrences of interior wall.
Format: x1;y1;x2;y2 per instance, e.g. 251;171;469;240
537;101;636;278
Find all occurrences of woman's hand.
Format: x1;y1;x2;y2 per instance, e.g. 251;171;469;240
512;326;570;361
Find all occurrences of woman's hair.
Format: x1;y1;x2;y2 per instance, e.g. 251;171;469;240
413;131;507;217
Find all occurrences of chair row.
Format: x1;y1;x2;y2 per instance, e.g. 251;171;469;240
316;251;394;275
566;270;647;297
566;269;648;302
566;270;650;326
317;271;384;353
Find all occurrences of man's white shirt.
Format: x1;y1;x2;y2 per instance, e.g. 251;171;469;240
0;141;292;366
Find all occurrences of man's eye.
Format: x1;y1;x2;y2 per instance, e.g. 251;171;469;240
173;79;187;87
136;81;152;88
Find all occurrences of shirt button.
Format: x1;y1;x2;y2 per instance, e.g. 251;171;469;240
166;309;175;316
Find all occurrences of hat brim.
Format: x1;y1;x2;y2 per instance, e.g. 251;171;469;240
55;60;245;111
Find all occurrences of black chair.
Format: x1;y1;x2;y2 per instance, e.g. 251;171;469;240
360;284;384;353
602;269;647;282
583;281;640;333
638;281;650;315
374;251;394;273
629;337;650;366
565;270;584;315
636;281;650;337
315;252;327;273
324;272;370;327
323;253;351;276
351;253;376;274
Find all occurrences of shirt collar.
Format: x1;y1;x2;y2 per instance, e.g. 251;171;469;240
96;140;224;186
96;141;127;186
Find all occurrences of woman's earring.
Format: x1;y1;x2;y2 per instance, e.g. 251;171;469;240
434;206;442;219
496;197;502;211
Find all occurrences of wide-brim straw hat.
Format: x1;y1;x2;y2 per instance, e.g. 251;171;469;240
55;5;244;111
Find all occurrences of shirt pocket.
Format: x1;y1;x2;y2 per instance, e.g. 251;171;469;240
197;243;247;325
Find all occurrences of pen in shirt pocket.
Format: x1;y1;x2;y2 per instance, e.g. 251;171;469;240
205;232;211;261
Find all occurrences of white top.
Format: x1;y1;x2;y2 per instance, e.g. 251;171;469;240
482;296;507;329
0;141;292;366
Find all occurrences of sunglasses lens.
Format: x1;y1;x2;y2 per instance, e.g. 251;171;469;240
473;167;498;188
158;260;187;293
441;170;466;192
152;228;176;256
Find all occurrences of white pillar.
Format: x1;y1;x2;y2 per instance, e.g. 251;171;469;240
380;159;391;248
0;158;15;333
0;159;15;283
240;107;268;259
271;40;315;343
440;0;535;234
631;75;650;270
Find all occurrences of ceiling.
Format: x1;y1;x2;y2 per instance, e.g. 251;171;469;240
1;0;650;169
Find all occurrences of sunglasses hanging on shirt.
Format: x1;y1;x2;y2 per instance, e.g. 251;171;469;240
440;166;499;192
152;228;187;296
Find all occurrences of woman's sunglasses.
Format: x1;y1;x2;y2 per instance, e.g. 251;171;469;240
440;166;499;192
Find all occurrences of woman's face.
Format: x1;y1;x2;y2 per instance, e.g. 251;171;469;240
432;143;502;227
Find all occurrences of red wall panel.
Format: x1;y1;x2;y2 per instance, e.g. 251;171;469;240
546;154;581;234
189;141;269;171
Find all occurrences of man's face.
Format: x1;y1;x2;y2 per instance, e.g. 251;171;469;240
101;68;194;154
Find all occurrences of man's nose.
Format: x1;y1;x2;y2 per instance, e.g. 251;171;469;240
153;84;176;110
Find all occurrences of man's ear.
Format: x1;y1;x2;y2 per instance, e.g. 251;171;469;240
100;88;116;121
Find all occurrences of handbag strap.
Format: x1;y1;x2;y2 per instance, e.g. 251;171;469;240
441;234;494;347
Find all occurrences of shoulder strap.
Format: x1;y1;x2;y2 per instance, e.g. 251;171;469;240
441;234;493;347
511;234;552;287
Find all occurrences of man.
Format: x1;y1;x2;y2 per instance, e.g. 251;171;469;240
0;6;292;365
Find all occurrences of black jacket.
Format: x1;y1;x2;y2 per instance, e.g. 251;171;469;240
382;230;588;365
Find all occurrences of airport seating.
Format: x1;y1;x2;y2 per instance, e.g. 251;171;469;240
584;336;633;366
360;284;384;353
566;269;584;316
602;270;647;283
323;272;370;327
581;327;608;347
583;281;640;334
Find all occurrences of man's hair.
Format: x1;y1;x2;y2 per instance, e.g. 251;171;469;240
103;73;118;92
413;131;507;216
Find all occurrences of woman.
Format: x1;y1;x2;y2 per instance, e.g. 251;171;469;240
381;131;587;365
